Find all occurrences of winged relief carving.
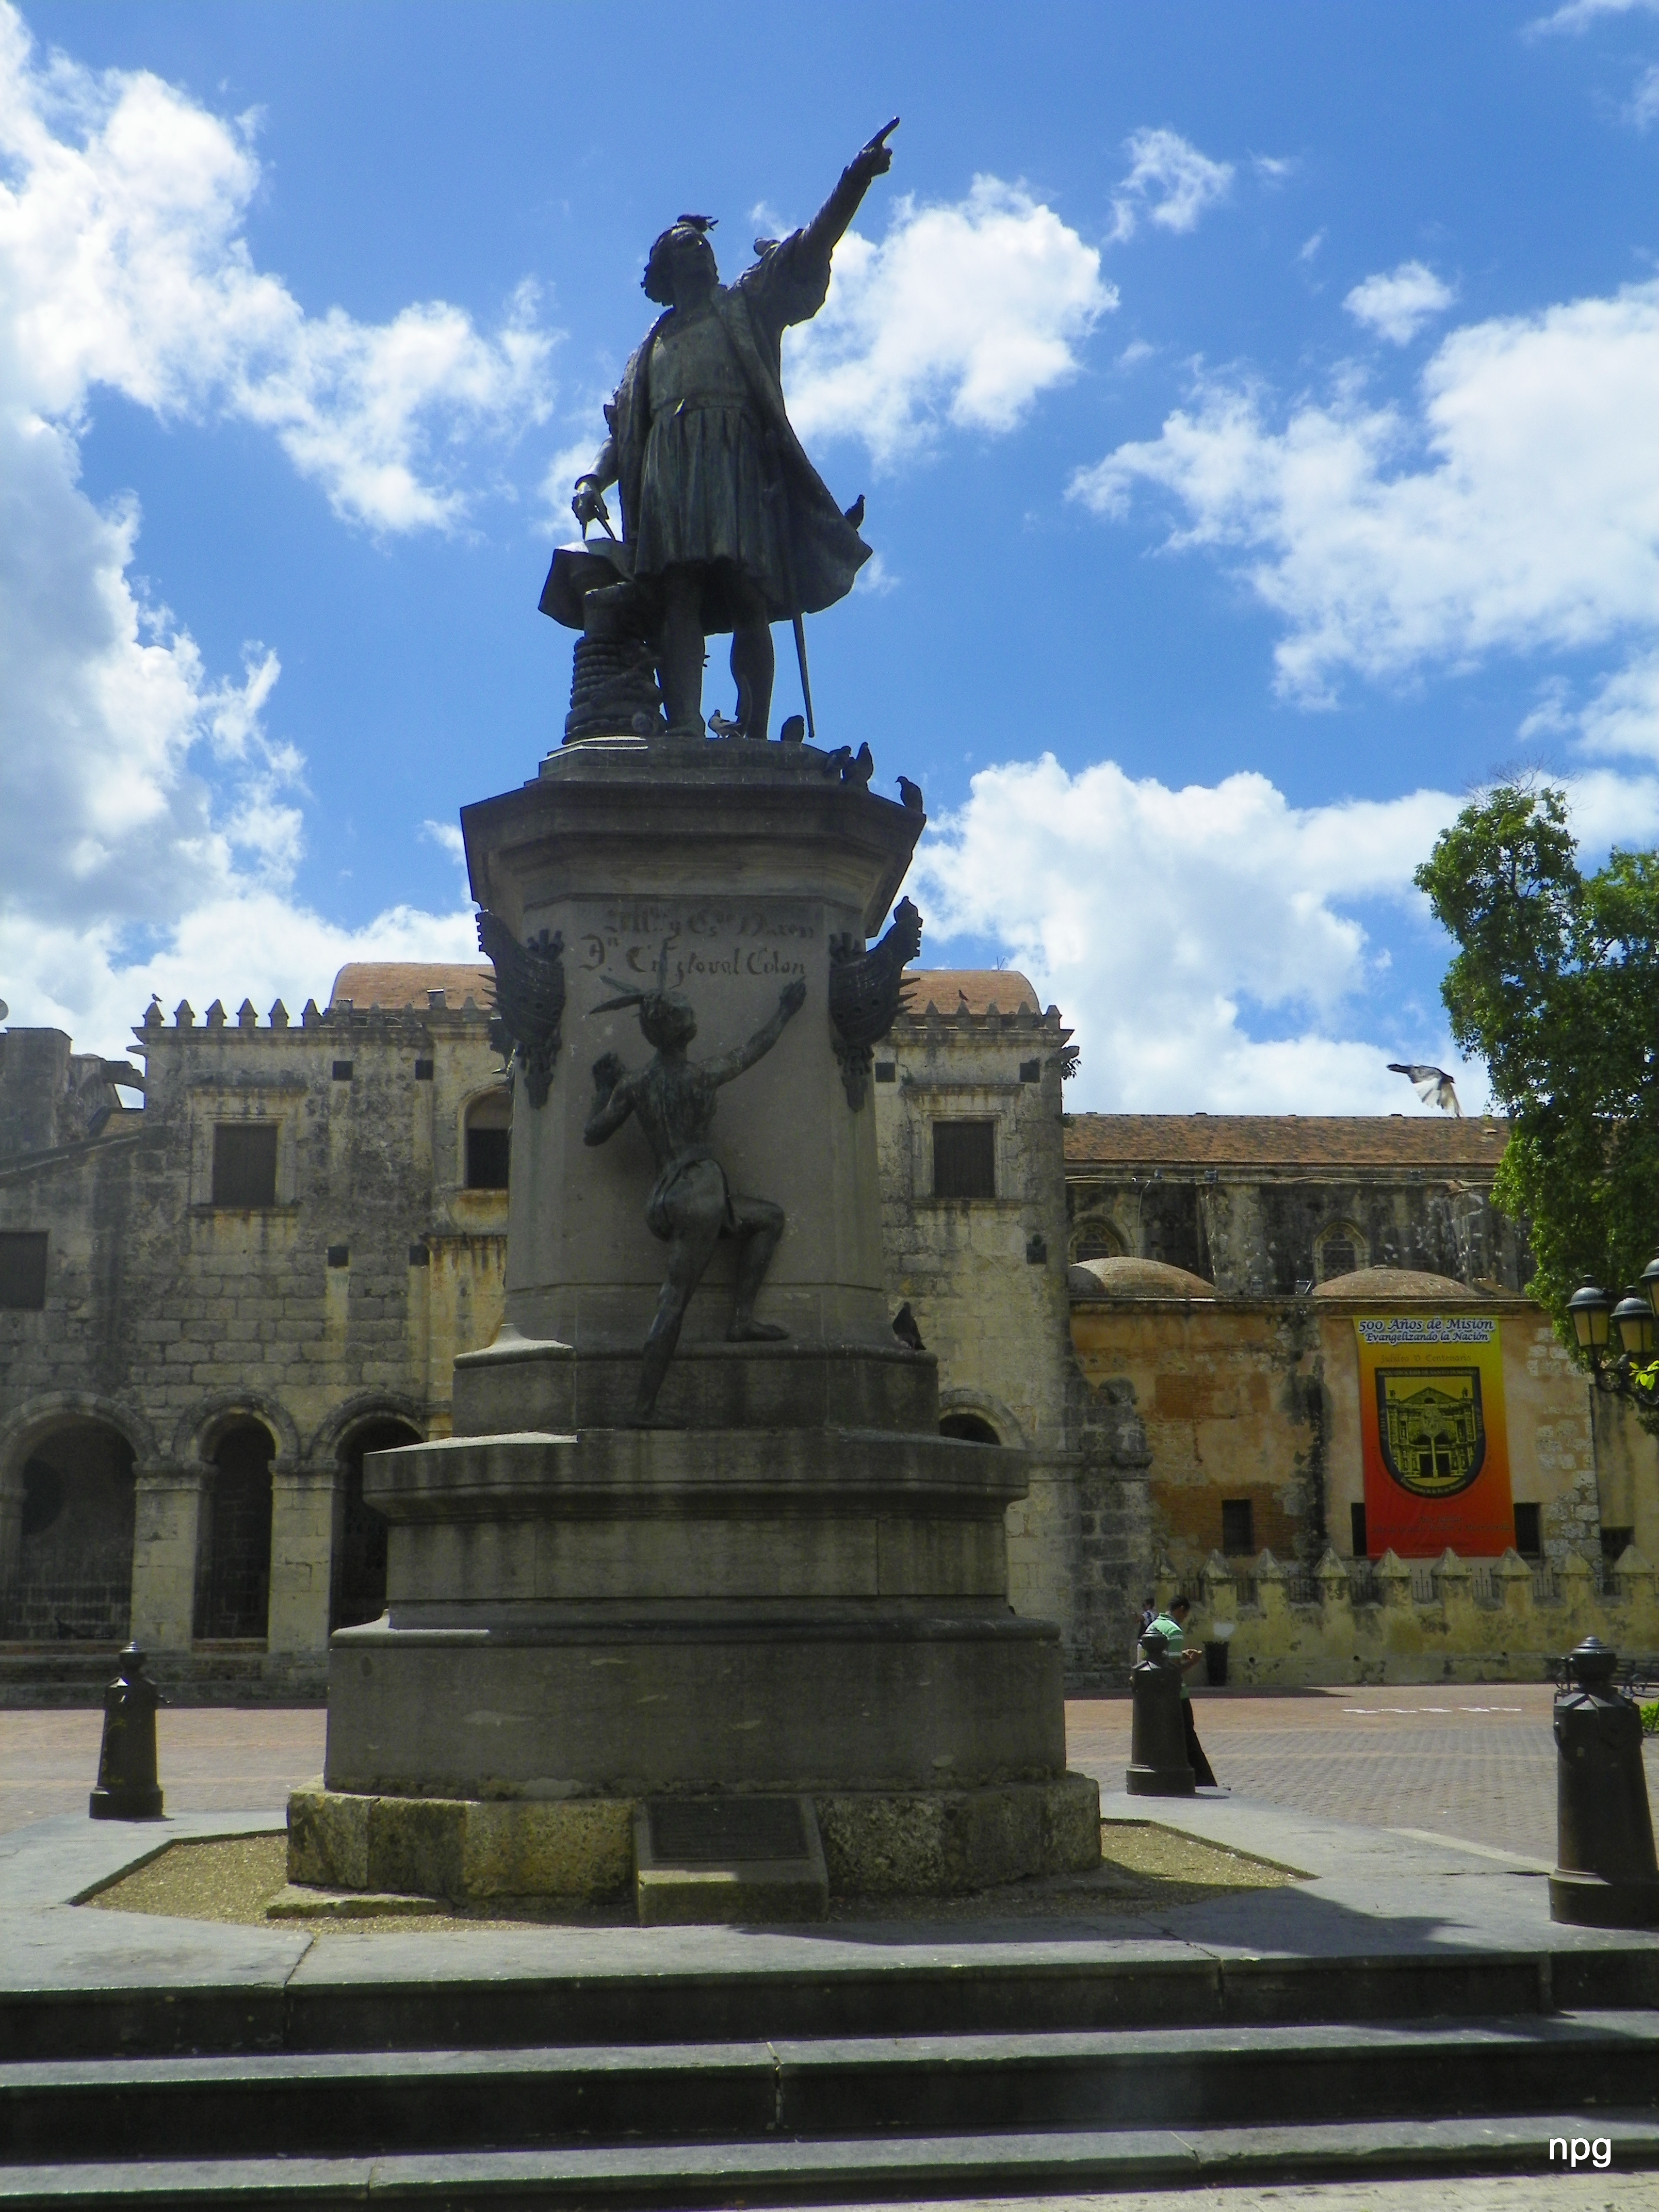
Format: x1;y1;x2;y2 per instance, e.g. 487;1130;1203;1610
827;896;922;1110
476;910;566;1108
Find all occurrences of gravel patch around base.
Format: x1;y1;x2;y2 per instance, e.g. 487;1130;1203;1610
76;1818;1300;1934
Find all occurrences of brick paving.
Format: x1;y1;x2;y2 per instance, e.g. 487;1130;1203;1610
1069;1683;1659;1864
3;1689;1655;1864
0;1706;325;1834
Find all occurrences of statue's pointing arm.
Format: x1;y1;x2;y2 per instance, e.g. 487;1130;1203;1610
804;120;898;261
752;122;897;325
705;979;807;1087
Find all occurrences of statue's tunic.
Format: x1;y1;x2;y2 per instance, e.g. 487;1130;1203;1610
606;224;872;634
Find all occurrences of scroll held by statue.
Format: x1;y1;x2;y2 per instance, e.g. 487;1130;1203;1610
1353;1314;1514;1558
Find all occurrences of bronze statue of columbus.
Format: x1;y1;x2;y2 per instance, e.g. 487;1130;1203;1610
571;122;897;741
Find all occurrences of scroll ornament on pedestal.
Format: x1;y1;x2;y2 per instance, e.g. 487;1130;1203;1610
828;896;922;1109
477;909;567;1107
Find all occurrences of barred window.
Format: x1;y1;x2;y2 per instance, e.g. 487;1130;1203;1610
465;1089;512;1191
932;1119;996;1200
211;1124;278;1208
1221;1498;1255;1556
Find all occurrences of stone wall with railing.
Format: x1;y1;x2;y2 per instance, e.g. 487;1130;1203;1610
1162;1543;1657;1686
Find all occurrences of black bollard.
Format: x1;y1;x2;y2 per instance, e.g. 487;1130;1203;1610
1126;1631;1195;1796
1549;1636;1659;1928
89;1643;166;1821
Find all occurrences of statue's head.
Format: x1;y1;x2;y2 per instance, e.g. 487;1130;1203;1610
643;215;719;306
639;990;697;1050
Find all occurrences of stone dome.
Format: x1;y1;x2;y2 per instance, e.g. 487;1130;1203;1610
1068;1256;1215;1300
1311;1264;1475;1300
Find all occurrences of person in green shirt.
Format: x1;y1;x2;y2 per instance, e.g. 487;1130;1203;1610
1146;1595;1219;1789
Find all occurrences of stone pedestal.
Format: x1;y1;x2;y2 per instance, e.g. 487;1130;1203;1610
300;738;1097;1906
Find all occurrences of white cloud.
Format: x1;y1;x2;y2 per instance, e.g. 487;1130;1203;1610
1529;0;1658;32
1070;281;1659;706
1344;261;1455;345
1109;128;1233;243
1298;230;1327;263
912;755;1472;1112
783;177;1114;466
420;820;469;868
1;888;479;1058
1519;650;1659;767
912;753;1659;1113
1632;61;1659;123
0;10;555;531
0;4;516;1054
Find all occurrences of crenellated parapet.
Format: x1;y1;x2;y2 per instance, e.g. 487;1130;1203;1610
1181;1541;1659;1686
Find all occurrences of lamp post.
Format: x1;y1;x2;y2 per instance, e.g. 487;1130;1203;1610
1569;1257;1659;1416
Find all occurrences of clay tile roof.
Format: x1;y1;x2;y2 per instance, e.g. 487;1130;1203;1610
1064;1113;1508;1171
1311;1264;1479;1300
330;962;495;1010
901;968;1042;1016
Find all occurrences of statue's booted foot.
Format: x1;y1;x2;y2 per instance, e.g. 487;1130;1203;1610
728;1319;788;1343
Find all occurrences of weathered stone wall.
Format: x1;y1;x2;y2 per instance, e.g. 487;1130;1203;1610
874;993;1081;1650
1591;1390;1659;1565
1179;1542;1657;1686
1072;1289;1616;1605
1064;1116;1529;1296
0;986;508;1692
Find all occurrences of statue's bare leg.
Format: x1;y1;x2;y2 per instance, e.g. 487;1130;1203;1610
658;566;706;735
729;578;774;741
726;1195;787;1342
635;1207;724;1423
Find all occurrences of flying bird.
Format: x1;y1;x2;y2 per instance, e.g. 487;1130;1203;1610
897;776;924;812
1388;1062;1463;1117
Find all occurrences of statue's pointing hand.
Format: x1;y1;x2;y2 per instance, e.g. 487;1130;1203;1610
854;118;900;181
592;1050;625;1096
779;978;807;1018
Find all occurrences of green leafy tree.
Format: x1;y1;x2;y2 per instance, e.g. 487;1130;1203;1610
1414;785;1658;1407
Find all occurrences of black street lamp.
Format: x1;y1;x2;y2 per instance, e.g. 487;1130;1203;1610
1570;1257;1659;1414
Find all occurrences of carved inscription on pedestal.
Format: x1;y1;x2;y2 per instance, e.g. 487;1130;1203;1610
576;903;813;996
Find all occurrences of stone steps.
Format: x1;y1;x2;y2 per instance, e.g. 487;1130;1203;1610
0;2012;1655;2166
6;1939;1655;2063
2;2108;1657;2206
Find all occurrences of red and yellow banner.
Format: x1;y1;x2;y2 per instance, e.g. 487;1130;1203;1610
1354;1315;1513;1558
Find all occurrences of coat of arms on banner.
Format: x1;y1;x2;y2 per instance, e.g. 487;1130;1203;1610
1376;1367;1486;1497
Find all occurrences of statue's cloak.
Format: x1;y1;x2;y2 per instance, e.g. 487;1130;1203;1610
606;224;871;626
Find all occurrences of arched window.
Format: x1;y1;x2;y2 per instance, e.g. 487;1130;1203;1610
1070;1216;1127;1264
332;1418;419;1630
940;1412;1001;1444
1314;1221;1368;1284
464;1090;512;1190
194;1421;273;1640
9;1421;136;1641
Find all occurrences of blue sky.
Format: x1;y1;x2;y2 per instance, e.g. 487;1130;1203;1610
2;0;1654;1109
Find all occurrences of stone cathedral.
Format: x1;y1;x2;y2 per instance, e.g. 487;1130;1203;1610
1;965;1652;1703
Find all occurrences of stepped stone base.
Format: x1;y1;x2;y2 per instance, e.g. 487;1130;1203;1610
286;1772;1101;1905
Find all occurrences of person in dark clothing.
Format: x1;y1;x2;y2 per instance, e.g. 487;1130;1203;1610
1146;1593;1219;1789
